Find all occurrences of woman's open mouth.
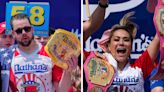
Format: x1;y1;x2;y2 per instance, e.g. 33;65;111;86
117;48;126;54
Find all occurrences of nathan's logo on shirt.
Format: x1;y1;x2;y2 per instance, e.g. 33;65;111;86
14;64;48;74
113;77;139;85
17;73;46;92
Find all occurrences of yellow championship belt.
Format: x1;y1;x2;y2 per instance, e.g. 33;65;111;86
45;29;81;69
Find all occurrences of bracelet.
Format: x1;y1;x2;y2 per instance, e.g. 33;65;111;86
98;1;108;8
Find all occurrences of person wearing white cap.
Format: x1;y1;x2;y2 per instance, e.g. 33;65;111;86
0;22;14;48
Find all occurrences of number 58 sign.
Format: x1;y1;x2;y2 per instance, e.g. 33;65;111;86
6;2;50;36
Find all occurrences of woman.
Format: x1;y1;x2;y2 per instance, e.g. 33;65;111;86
84;12;159;92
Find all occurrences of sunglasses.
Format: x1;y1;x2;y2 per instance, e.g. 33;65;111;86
14;26;32;34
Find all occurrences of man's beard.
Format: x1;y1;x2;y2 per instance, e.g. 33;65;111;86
17;36;34;47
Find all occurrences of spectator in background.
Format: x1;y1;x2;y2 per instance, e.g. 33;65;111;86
34;27;55;46
0;22;14;48
34;36;49;46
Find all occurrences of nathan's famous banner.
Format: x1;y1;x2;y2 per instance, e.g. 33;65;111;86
83;0;155;59
0;0;81;39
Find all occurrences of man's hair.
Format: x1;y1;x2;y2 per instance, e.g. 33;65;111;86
10;13;31;30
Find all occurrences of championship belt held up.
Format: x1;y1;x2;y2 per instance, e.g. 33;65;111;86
45;29;81;69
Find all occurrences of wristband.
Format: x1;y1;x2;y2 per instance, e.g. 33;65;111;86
98;1;108;8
